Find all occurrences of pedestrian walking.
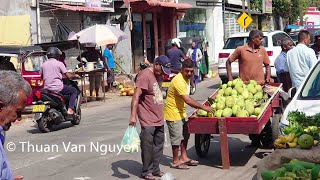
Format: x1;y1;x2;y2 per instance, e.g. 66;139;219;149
311;30;320;60
128;55;171;180
186;41;203;86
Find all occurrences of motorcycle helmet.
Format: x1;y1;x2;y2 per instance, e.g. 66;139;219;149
171;38;182;48
46;47;62;59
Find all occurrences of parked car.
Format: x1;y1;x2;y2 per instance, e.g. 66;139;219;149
280;61;320;131
218;30;294;83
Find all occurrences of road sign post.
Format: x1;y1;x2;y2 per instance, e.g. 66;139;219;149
237;12;253;30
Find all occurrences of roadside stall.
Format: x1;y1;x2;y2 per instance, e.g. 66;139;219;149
187;78;283;169
68;24;128;105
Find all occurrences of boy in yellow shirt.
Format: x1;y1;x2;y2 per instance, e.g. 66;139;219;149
164;59;214;169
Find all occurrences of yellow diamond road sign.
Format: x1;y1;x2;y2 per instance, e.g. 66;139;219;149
237;12;253;29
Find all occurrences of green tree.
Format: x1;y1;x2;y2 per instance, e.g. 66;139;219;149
250;0;309;24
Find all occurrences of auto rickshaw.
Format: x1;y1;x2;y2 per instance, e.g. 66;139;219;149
0;45;47;106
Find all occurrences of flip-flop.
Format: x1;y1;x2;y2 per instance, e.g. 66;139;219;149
170;163;190;170
142;174;155;180
152;171;165;177
183;159;199;166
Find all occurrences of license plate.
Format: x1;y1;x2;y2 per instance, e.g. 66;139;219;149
32;105;46;113
162;82;170;88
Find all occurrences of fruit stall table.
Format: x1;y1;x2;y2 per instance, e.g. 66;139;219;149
188;83;283;169
74;68;106;106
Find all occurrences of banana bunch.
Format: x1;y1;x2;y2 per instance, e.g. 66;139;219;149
274;133;298;149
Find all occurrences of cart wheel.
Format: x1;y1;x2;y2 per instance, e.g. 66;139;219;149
272;114;282;141
195;134;211;157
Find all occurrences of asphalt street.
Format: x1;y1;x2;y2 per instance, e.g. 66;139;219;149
6;77;272;180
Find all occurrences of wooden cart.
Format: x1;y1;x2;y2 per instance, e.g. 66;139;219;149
187;83;283;169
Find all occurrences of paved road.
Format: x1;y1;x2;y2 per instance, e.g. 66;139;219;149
6;77;272;180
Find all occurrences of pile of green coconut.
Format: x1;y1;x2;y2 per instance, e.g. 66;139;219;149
197;78;270;118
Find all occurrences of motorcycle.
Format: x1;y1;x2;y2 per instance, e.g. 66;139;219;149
32;80;82;133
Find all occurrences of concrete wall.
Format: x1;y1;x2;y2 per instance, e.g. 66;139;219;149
113;22;133;74
206;7;224;64
0;0;32;45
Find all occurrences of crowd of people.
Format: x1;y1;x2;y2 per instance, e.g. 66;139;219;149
0;27;319;179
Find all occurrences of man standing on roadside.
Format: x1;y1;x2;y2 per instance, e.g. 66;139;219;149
103;44;115;92
287;30;318;89
274;39;294;92
0;71;32;180
129;55;171;180
226;29;271;147
226;29;271;85
164;59;214;170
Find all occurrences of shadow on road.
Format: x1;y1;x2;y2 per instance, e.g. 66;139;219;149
111;160;142;179
27;122;75;134
207;84;219;90
185;136;257;168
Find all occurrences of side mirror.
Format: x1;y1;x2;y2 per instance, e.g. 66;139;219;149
288;87;297;99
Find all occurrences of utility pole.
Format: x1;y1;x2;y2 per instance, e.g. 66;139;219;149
247;0;251;17
299;0;304;26
242;0;245;12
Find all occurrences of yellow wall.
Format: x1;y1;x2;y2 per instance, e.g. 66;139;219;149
0;15;31;45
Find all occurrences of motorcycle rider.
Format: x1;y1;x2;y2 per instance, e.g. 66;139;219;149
311;30;320;60
166;38;188;74
40;47;79;118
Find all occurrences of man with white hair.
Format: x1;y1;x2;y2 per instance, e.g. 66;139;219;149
0;70;32;180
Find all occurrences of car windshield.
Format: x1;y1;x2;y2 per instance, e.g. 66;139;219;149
300;62;320;99
223;36;268;49
24;54;47;72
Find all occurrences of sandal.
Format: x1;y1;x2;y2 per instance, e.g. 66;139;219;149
142;174;155;180
182;159;199;166
152;171;165;177
170;163;189;170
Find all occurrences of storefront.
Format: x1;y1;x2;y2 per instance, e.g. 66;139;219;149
38;0;114;67
177;0;224;64
128;0;192;72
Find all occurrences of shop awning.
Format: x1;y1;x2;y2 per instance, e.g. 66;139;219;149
53;4;105;12
129;0;192;9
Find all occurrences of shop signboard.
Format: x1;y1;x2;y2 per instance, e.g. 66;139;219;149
85;0;114;12
40;0;85;4
262;0;272;14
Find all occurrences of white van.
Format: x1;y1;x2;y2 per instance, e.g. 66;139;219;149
279;61;320;131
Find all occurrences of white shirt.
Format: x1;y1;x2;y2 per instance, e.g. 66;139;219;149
287;44;318;88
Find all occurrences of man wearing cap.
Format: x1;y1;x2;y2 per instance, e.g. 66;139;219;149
129;55;171;180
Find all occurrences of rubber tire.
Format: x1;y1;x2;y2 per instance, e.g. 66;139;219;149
71;108;81;125
190;84;196;95
37;114;54;133
272;114;281;141
195;134;211;158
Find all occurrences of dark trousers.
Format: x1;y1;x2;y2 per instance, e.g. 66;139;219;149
60;85;78;110
140;125;164;177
